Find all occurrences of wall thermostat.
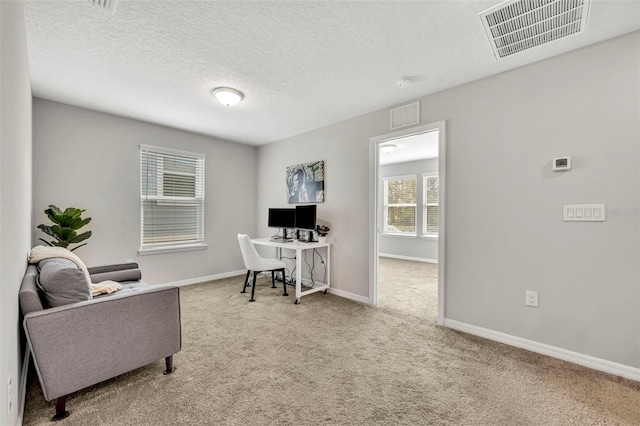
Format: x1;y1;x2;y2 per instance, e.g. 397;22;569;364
553;157;571;171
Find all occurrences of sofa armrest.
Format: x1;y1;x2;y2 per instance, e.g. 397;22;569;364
88;262;141;282
24;286;181;401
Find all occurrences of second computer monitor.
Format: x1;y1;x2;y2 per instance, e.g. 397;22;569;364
295;205;316;230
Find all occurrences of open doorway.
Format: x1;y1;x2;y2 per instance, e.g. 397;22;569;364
369;121;446;324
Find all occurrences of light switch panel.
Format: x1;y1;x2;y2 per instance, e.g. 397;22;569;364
563;204;605;222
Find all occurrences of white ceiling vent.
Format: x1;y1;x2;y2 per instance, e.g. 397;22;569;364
390;102;420;130
88;0;117;15
480;0;592;60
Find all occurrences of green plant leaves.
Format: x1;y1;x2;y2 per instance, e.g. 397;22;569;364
37;224;56;239
45;205;88;228
37;204;92;251
48;205;63;217
69;231;92;244
70;217;91;230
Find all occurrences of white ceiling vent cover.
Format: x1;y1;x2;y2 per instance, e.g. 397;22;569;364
390;102;420;130
88;0;117;15
480;0;592;60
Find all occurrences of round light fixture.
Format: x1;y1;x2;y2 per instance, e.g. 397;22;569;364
396;77;413;89
380;144;397;154
212;87;244;107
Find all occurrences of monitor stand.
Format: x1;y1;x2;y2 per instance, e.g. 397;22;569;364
282;228;288;239
296;230;315;242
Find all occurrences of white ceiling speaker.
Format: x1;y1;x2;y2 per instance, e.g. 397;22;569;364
212;87;244;107
396;77;413;89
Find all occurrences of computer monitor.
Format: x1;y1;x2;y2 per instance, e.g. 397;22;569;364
295;205;317;241
268;208;296;239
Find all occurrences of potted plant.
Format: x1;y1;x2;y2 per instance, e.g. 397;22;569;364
315;224;330;243
37;205;92;251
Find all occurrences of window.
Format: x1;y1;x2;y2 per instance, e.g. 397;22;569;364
383;175;417;234
423;174;439;236
140;145;206;253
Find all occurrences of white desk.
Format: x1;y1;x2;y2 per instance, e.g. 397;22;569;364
252;238;330;304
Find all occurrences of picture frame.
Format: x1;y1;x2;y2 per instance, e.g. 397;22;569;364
286;161;324;204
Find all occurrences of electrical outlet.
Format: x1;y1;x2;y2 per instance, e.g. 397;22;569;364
7;375;12;413
525;291;539;308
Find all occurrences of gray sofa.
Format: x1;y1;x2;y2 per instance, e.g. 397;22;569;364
19;259;181;421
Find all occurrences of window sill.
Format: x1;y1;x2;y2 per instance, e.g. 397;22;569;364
380;233;439;240
138;243;208;255
380;233;417;239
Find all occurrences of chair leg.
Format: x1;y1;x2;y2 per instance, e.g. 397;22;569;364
281;269;288;296
164;355;176;375
249;271;258;302
271;270;277;288
240;270;250;293
52;396;70;421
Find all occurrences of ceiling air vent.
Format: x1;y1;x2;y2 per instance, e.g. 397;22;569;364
479;0;592;60
390;102;420;130
88;0;117;15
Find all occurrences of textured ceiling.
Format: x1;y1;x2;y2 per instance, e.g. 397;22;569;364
23;0;640;146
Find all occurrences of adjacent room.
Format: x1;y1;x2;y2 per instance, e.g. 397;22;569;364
2;0;639;425
377;130;440;320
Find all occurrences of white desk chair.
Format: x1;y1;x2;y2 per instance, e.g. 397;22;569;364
237;234;288;302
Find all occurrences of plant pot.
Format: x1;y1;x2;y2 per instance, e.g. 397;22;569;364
318;236;327;244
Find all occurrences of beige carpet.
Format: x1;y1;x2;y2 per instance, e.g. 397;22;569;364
23;260;640;425
378;256;438;320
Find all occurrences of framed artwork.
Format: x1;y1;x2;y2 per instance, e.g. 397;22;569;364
287;161;324;204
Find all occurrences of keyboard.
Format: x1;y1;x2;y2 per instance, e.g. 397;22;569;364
270;238;293;242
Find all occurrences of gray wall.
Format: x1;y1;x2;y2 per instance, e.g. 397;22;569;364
0;1;32;424
379;158;438;261
256;115;379;299
256;32;640;368
33;99;257;284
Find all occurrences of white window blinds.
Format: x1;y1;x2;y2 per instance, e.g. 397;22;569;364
423;174;439;236
383;175;417;234
140;145;205;252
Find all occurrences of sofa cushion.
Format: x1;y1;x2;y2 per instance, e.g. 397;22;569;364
93;280;150;299
37;258;92;308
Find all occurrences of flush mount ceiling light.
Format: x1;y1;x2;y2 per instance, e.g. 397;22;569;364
212;87;244;107
380;144;397;154
396;77;413;89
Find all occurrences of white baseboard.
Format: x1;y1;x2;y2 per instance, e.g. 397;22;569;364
379;253;438;264
155;270;373;307
444;319;640;382
327;287;371;304
159;270;246;288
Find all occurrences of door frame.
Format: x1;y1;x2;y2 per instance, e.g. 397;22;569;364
369;120;446;325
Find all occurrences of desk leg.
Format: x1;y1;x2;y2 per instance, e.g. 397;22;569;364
325;245;330;294
295;248;302;304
